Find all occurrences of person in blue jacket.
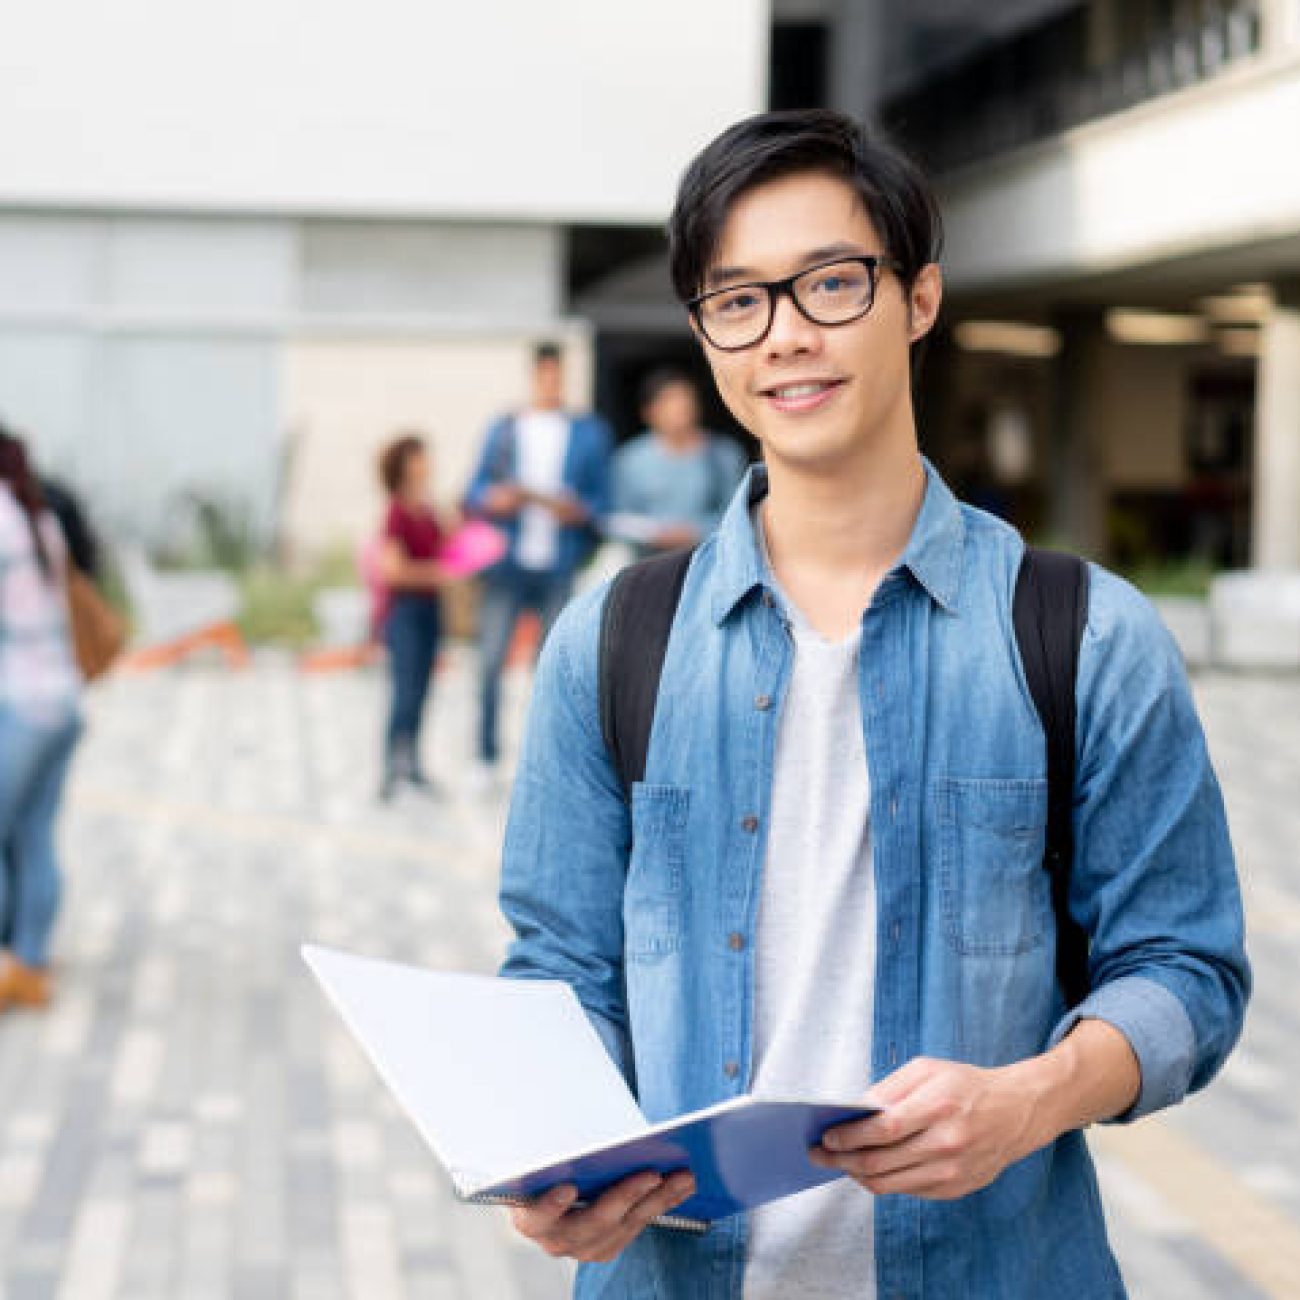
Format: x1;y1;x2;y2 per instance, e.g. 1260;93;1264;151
463;342;611;782
496;111;1249;1298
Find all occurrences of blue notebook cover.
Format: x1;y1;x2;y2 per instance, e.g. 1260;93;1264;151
466;1097;878;1232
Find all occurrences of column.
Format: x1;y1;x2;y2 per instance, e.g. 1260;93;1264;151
831;0;886;122
1251;281;1300;568
1050;309;1108;558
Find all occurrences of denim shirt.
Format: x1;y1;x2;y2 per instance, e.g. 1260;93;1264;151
499;463;1250;1300
463;411;612;575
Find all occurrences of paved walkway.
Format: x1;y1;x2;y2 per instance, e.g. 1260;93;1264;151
0;651;1296;1299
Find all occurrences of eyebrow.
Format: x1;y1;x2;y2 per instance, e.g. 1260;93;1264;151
704;241;870;289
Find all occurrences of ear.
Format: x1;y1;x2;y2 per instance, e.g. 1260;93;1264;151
906;263;943;343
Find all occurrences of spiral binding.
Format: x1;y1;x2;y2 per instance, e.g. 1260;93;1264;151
462;1190;709;1235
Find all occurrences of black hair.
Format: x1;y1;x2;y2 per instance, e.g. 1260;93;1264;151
533;341;563;366
638;366;696;414
0;421;51;578
668;109;943;305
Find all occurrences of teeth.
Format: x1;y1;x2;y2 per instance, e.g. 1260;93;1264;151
772;383;829;399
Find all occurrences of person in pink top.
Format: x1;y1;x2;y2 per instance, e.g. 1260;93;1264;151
374;433;455;800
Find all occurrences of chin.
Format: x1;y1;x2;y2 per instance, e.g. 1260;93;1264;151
756;419;862;475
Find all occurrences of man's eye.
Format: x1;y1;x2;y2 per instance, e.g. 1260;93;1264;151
715;292;761;315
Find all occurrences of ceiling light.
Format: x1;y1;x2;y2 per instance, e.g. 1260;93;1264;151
1200;285;1273;323
1217;327;1261;357
1106;310;1210;345
954;321;1062;358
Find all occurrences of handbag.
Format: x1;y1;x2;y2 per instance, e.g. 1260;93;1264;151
66;566;127;682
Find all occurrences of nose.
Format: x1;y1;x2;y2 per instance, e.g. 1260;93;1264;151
764;287;821;359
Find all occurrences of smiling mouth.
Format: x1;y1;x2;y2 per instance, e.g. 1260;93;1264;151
760;379;846;411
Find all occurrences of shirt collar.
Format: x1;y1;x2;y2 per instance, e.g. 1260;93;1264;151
709;458;965;626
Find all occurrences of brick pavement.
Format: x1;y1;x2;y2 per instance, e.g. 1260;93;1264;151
0;652;1296;1299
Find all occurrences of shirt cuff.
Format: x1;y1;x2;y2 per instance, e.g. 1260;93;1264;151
1048;974;1196;1122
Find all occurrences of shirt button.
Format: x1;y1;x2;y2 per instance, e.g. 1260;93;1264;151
741;815;759;833
723;1061;740;1079
889;796;899;819
728;932;746;952
754;694;772;711
762;591;775;608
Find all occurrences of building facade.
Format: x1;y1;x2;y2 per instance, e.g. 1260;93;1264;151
0;0;767;554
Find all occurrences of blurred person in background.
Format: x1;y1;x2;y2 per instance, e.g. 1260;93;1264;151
462;342;611;788
610;368;747;558
374;433;453;802
0;426;82;1011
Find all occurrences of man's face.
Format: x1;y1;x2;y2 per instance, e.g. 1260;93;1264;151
532;357;565;410
695;172;940;475
645;381;700;439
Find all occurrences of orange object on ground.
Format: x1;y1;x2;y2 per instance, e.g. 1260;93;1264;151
116;621;251;673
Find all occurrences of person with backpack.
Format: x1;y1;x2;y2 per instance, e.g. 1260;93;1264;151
462;342;612;789
494;111;1249;1297
609;368;748;559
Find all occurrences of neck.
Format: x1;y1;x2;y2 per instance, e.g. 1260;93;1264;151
763;432;924;572
656;425;705;453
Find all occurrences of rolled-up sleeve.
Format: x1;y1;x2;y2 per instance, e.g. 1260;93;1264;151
497;585;635;1083
1050;567;1251;1122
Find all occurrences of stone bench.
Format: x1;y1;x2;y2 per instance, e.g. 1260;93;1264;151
1209;571;1300;671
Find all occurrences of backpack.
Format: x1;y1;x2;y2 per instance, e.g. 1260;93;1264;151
597;544;1091;1008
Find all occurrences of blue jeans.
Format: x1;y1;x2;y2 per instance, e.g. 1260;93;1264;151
0;705;82;967
477;566;573;763
383;594;442;778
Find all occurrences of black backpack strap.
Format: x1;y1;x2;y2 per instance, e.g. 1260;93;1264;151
1013;547;1091;1008
598;548;696;796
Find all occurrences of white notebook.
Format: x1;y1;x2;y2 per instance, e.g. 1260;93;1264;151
302;945;876;1232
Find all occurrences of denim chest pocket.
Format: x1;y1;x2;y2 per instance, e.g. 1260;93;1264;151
937;777;1051;956
624;784;690;961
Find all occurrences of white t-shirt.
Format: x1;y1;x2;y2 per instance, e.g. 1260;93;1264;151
0;487;81;721
745;510;877;1300
514;410;571;571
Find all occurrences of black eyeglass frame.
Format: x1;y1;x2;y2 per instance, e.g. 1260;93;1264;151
686;254;903;352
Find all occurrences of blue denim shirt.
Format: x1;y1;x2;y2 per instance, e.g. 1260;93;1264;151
463;411;612;575
499;464;1250;1299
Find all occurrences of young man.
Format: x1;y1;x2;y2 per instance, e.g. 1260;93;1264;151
609;368;748;557
497;111;1249;1297
463;342;611;779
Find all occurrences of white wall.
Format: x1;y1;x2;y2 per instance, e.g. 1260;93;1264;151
0;0;767;222
941;56;1300;291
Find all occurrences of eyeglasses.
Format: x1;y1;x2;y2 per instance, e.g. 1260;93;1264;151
687;255;900;352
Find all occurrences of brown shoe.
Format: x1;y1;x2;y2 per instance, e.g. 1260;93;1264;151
0;957;52;1009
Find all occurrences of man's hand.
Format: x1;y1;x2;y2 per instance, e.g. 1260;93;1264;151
483;484;525;518
810;1057;1044;1200
811;1024;1141;1201
539;491;588;526
510;1171;697;1264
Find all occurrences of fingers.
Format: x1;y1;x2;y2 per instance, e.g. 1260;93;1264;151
819;1061;958;1155
510;1170;697;1264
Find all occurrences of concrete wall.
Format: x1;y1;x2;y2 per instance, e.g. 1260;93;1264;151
0;213;579;549
940;54;1300;291
0;0;767;223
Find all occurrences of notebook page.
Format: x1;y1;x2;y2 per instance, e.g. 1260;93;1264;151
303;946;647;1189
